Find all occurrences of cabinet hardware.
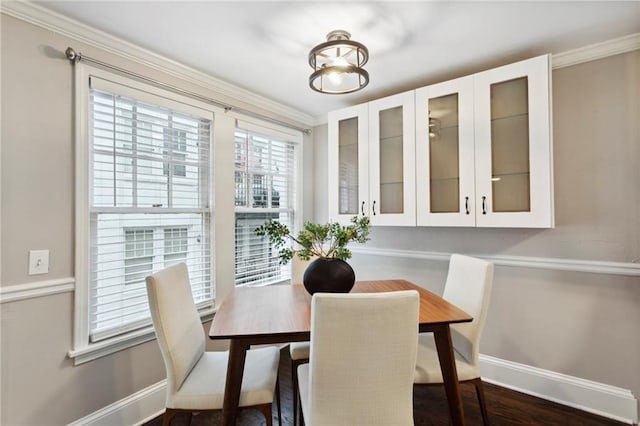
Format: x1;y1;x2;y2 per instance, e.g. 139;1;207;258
465;196;470;215
372;200;377;215
361;201;365;216
482;196;487;215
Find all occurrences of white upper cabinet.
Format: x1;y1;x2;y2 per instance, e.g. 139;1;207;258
368;91;416;226
328;91;415;226
415;54;554;228
330;54;553;228
474;54;553;228
415;76;476;226
328;104;369;225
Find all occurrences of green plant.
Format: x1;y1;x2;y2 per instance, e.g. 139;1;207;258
255;216;371;265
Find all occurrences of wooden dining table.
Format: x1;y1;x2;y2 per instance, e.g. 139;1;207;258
209;279;473;425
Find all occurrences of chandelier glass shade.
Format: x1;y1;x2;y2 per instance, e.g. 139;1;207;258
308;30;369;94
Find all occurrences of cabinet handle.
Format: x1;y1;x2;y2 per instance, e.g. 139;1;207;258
372;200;377;216
482;196;487;215
361;201;365;216
465;196;470;215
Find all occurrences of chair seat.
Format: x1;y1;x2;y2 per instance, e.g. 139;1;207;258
168;346;280;410
289;342;310;361
414;333;480;384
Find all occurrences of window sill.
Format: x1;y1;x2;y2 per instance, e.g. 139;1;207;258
68;307;216;365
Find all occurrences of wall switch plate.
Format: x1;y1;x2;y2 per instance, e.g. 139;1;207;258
29;250;49;275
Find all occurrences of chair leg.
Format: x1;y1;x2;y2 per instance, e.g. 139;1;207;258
256;403;273;426
162;408;178;426
275;377;282;426
291;358;299;426
472;378;490;426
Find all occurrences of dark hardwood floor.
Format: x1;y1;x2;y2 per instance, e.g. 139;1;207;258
144;347;626;426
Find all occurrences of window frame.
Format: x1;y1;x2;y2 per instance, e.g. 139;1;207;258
70;64;224;364
233;119;303;287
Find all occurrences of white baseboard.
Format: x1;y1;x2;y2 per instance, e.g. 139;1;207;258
69;355;638;425
480;354;638;424
68;380;166;426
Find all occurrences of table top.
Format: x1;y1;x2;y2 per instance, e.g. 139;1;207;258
209;279;472;340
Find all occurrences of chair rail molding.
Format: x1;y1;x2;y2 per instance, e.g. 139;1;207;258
0;1;314;128
350;247;640;277
0;277;75;303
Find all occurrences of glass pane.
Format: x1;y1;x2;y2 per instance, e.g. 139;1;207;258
379;106;403;214
338;117;359;214
490;77;531;212
429;93;459;213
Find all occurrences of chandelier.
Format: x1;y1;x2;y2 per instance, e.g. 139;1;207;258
308;30;369;94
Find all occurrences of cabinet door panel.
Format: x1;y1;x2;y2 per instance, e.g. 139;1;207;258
475;54;553;227
416;77;475;226
368;91;416;225
328;104;369;224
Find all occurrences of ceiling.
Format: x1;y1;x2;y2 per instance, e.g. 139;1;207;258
33;1;640;119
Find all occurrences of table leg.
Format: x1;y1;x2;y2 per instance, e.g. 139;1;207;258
222;339;249;426
433;324;466;426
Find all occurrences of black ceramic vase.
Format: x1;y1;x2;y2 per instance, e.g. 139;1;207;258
302;257;356;295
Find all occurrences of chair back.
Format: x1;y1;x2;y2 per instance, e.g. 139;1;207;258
307;291;419;425
146;263;205;395
443;254;494;364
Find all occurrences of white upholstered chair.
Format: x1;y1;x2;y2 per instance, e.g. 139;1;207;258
414;254;494;425
146;263;281;426
298;291;419;426
289;341;309;425
289;257;311;426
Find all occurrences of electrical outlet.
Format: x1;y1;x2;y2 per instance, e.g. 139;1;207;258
29;250;49;275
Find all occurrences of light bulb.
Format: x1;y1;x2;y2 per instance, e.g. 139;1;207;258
327;70;343;85
326;56;349;86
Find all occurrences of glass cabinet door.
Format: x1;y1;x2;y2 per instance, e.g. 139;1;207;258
368;91;415;226
489;77;531;213
415;77;475;226
328;104;369;225
474;54;553;228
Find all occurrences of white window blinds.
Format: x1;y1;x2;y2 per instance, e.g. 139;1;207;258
88;77;214;342
234;123;298;286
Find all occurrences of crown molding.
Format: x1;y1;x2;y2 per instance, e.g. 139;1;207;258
552;33;640;70
0;1;315;127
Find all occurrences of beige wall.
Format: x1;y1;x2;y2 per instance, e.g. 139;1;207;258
0;15;312;425
315;51;640;396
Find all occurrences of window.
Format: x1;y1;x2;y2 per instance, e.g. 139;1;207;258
234;123;300;286
74;66;216;356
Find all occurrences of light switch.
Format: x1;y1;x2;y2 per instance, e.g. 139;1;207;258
29;250;49;275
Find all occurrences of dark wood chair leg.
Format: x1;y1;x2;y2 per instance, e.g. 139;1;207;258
473;378;490;425
256;403;273;426
162;408;178;426
291;358;299;426
275;377;282;426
